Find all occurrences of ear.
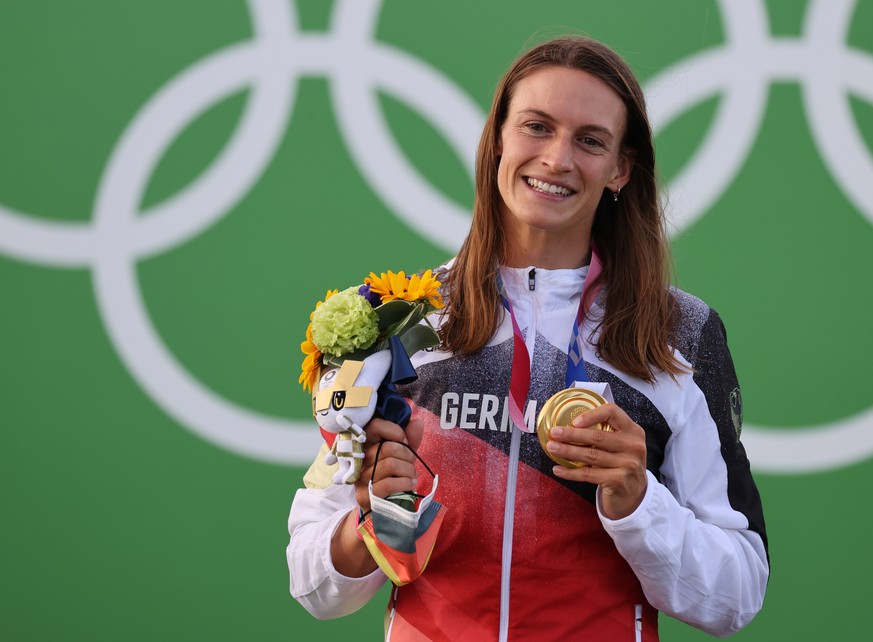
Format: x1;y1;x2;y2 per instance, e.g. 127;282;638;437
612;148;635;191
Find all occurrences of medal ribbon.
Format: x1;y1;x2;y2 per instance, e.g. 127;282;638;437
497;247;603;432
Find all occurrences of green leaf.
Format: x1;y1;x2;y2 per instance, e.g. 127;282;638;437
399;324;440;356
375;300;415;328
380;302;427;338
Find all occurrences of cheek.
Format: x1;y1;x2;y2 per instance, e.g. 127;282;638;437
496;157;512;203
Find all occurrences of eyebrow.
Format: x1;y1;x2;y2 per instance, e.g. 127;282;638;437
516;108;616;139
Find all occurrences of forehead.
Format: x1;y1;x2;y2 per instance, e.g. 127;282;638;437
507;66;627;133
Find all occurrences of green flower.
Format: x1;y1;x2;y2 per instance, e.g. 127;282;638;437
311;286;379;357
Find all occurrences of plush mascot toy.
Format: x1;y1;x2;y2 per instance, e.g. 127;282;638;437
312;351;392;484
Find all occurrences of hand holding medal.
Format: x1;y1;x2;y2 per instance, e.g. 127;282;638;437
540;388;649;520
537;388;613;468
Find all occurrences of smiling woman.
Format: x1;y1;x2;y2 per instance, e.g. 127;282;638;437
287;35;769;642
496;66;631;269
442;39;683;383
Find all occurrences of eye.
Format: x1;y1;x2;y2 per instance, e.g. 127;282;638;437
331;390;346;411
524;121;548;134
578;136;604;148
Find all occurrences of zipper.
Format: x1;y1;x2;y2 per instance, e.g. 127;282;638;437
634;603;643;642
498;425;521;642
498;275;539;642
385;586;399;640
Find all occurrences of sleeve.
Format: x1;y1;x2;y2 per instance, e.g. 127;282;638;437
286;444;387;619
598;310;769;637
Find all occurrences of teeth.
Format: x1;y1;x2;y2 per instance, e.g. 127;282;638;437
527;178;572;196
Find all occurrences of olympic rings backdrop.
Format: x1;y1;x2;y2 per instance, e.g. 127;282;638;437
1;1;871;640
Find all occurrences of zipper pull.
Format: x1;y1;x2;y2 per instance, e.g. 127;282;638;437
528;268;536;291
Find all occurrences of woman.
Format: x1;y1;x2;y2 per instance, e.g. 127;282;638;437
287;36;769;641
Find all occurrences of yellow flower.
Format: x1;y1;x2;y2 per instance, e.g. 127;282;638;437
366;270;407;302
408;269;444;309
365;269;443;308
299;322;322;393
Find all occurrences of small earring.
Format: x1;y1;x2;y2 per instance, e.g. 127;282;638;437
613;187;621;203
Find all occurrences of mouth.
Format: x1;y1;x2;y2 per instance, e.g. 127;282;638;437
525;177;575;197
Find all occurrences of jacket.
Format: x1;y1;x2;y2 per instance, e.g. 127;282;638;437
287;264;769;641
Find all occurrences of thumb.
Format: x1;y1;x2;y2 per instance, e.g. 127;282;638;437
405;418;425;451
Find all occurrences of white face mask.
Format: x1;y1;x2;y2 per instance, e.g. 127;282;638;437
367;474;441;550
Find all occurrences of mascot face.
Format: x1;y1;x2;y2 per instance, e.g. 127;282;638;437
314;360;371;434
313;351;392;433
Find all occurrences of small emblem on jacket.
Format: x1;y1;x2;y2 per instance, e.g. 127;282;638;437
729;388;743;440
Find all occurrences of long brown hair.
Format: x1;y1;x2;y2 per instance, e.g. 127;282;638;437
440;36;686;382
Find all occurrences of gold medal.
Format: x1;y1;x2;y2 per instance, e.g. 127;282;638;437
537;388;612;468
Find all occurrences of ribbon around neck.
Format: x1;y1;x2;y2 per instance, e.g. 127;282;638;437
497;248;604;432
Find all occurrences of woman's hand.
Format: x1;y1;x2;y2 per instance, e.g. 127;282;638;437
354;417;424;513
546;403;648;520
331;416;424;577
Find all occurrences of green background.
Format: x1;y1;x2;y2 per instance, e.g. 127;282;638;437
1;0;871;640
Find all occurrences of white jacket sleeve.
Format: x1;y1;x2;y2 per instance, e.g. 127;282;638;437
598;310;769;637
286;448;387;619
598;472;768;636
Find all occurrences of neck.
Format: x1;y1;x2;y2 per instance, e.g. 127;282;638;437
500;207;594;268
503;233;591;269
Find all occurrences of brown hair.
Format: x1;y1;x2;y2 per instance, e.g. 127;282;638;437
440;36;686;382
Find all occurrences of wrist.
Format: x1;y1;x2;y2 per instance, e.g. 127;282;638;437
331;509;378;578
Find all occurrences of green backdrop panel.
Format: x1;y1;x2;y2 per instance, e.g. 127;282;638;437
2;1;871;640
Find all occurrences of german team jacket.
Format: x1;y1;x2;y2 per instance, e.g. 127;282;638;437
287;264;770;641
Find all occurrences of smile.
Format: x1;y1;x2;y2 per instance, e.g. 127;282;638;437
526;177;574;196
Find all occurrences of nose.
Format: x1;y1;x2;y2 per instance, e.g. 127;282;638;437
541;134;573;173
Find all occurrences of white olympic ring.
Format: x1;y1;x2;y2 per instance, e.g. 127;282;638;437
0;0;870;472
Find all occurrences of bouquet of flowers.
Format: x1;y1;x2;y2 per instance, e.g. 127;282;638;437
299;269;443;486
299;269;443;392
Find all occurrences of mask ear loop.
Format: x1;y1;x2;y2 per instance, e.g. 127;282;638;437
363;440;437;518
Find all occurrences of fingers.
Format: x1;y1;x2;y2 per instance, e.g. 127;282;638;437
405;418;425;451
569;402;640;433
354;418;421;511
548;404;643;451
363;417;410;445
546;427;613;466
546;403;648;519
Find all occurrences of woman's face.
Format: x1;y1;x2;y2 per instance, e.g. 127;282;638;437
496;66;632;264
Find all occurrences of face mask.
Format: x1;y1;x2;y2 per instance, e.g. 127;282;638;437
357;442;446;586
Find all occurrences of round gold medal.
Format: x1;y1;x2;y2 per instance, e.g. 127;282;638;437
537;388;612;468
